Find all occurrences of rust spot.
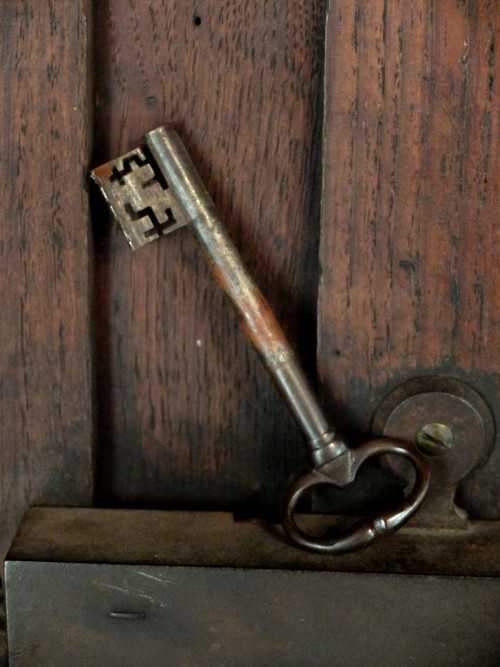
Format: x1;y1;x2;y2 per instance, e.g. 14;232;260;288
210;261;232;293
91;160;115;181
241;293;287;354
209;262;288;363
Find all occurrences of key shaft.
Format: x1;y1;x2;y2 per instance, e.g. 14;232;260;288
145;126;346;467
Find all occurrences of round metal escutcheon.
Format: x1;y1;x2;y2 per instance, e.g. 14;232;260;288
372;377;495;487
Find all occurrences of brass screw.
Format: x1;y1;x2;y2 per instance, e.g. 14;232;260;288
415;422;454;457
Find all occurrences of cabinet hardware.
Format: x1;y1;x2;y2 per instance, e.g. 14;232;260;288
373;376;495;528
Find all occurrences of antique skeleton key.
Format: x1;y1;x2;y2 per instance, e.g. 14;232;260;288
91;125;430;553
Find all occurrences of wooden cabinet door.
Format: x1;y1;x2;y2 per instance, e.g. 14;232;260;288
1;0;325;563
1;0;94;562
319;2;500;521
2;0;500;564
91;0;325;513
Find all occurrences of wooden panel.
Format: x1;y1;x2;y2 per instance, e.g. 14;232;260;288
319;1;500;516
92;1;325;508
0;1;94;559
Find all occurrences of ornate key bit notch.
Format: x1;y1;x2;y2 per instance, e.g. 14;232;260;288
91;146;189;250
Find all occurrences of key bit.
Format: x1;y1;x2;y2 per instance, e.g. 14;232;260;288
91;125;430;554
91;145;190;248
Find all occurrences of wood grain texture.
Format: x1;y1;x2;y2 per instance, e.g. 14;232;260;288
319;0;500;517
93;1;326;509
0;1;94;560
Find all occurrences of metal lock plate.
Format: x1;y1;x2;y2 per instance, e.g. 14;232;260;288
373;377;495;527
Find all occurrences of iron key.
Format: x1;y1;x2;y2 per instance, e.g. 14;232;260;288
91;125;430;553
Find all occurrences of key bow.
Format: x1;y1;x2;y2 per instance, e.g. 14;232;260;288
282;438;430;553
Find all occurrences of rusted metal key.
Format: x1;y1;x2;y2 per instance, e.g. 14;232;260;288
91;125;430;554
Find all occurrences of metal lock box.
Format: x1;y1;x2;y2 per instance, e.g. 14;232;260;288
5;508;500;666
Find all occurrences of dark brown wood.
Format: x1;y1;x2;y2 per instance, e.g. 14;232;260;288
92;1;326;509
0;1;94;561
4;0;499;564
319;1;500;516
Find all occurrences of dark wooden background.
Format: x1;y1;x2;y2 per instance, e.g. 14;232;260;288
320;0;500;519
1;0;499;566
92;0;326;513
1;1;94;564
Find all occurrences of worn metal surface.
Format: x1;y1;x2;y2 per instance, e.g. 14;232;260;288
373;377;495;528
91;147;190;248
5;562;500;667
91;125;430;553
5;508;500;666
0;583;6;667
281;438;429;552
